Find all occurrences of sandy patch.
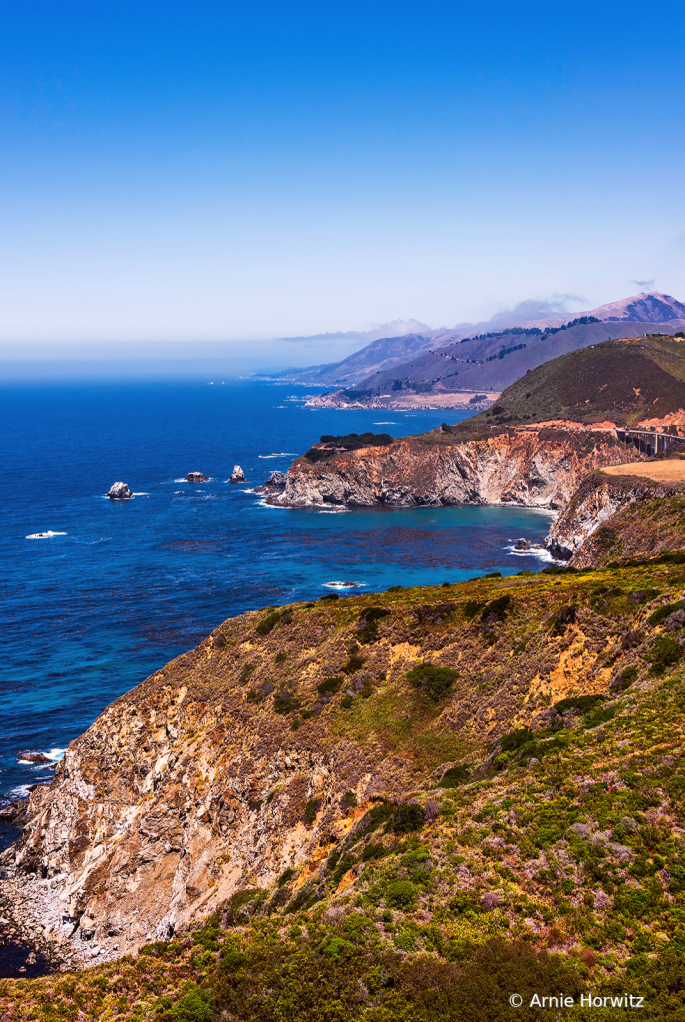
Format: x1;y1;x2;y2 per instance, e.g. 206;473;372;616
602;461;685;483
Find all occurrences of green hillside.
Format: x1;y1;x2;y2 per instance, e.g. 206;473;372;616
5;557;685;1019
462;335;685;428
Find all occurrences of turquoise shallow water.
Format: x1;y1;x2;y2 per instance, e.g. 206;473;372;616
0;379;553;831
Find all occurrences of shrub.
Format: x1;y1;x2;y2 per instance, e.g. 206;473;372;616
256;610;282;636
323;936;355;957
648;599;685;626
359;606;391;623
357;606;391;643
392;803;425;833
551;604;578;633
406;661;458;700
167;984;212;1021
341;790;358;810
362;842;387;862
584;704;618;728
648;635;682;673
304;799;322;826
223;889;264;925
440;763;472;787
360;798;395;833
273;693;299;714
611;664;639;691
277;868;295;888
342;655;365;674
463;600;485;619
481;594;512;624
386;880;417;908
553;694;605;715
449;891;482;914
318;676;343;695
500;727;534;752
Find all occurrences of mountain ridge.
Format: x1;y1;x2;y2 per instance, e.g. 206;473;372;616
275;293;685;390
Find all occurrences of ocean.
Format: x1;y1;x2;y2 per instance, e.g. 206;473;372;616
0;378;553;845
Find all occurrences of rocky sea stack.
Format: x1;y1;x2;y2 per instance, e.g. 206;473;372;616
229;464;245;483
107;482;132;499
185;472;208;483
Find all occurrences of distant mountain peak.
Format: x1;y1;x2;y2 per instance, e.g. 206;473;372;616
590;291;685;323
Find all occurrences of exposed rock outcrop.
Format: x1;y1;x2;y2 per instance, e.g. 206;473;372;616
545;471;684;563
268;427;645;510
17;752;50;764
229;465;245;483
107;482;132;499
255;471;288;494
185;472;208;483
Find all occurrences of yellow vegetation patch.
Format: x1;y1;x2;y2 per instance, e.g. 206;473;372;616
525;632;610;707
388;642;421;670
602;460;685;483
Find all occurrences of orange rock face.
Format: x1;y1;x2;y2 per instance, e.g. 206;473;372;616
268;427;647;511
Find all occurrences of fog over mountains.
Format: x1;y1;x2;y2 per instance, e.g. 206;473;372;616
273;292;685;393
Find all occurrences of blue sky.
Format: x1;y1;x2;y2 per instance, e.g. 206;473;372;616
1;0;684;364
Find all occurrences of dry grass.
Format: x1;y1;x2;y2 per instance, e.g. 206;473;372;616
602;460;685;483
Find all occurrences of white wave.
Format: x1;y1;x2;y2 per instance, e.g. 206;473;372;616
272;405;285;408
323;580;366;589
258;452;295;458
17;747;65;767
25;531;67;539
317;507;348;514
374;422;397;425
131;492;149;496
8;784;31;799
504;542;554;562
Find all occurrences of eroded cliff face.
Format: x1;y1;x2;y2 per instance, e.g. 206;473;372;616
1;571;643;962
545;472;684;563
267;427;645;510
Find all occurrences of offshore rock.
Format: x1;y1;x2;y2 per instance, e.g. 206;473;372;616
17;752;50;764
185;472;208;483
107;482;132;499
229;465;246;483
268;427;646;510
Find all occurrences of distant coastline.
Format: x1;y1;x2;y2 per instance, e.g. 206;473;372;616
303;389;499;411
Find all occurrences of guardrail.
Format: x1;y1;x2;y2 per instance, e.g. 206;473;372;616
615;429;685;456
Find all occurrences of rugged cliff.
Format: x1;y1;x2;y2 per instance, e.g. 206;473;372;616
544;471;685;562
568;488;685;568
4;561;685;1017
267;427;645;510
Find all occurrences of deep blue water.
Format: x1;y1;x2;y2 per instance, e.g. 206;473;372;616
0;379;553;829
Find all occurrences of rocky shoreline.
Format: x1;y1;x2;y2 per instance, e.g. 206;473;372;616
0;863;119;977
